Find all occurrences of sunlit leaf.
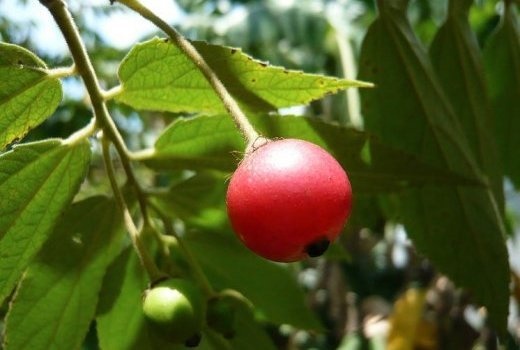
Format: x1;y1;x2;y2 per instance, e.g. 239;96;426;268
115;38;371;114
0;139;90;304
0;43;62;149
4;197;125;350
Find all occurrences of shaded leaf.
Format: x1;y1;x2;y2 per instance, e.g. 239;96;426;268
4;196;125;350
115;38;371;114
483;3;520;188
0;139;91;304
430;0;503;210
0;43;62;149
358;0;509;334
137;114;481;193
185;231;322;330
97;248;176;350
228;304;277;350
150;172;228;231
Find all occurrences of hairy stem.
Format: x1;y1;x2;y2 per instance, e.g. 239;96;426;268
116;0;264;150
159;212;215;297
102;137;164;282
47;64;77;79
40;0;156;275
219;289;254;310
63;117;97;145
40;0;149;223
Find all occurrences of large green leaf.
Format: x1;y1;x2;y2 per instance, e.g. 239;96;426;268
97;248;176;350
185;231;321;330
4;196;125;350
429;0;503;211
0;43;62;149
136;114;480;193
358;0;509;334
0;139;90;304
114;37;370;114
484;2;520;188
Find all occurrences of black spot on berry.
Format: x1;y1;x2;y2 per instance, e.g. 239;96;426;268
305;238;330;257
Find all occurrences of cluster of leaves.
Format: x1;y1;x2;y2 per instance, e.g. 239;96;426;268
0;0;519;349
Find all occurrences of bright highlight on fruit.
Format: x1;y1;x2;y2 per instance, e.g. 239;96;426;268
226;138;352;262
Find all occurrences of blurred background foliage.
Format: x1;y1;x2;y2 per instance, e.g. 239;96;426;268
1;0;520;349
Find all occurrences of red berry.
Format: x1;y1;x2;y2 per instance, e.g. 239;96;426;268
226;139;352;262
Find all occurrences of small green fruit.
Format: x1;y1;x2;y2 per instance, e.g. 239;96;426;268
143;279;205;344
207;297;236;339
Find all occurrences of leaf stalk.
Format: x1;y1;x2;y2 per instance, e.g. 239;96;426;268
115;0;264;151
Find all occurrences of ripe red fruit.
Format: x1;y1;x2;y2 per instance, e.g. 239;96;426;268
226;138;352;262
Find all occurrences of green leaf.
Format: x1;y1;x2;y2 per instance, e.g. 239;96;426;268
138;114;243;172
484;3;520;188
137;114;481;193
150;172;228;231
430;0;504;211
4;196;125;350
185;231;321;330
0;139;91;304
0;43;62;149
97;248;176;350
358;0;509;334
228;304;277;350
97;248;146;350
115;37;371;114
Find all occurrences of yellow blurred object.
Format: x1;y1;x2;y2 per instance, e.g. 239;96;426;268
387;288;428;350
414;318;437;350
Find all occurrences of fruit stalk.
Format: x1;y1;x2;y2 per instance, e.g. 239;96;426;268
102;138;165;282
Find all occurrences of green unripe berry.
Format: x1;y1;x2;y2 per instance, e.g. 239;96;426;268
142;279;205;344
206;297;237;339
